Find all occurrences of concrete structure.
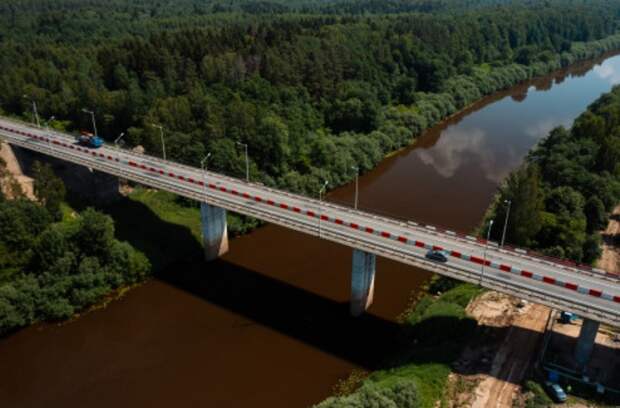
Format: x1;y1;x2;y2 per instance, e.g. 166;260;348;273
1;117;619;324
0;141;35;199
200;202;229;261
7;142;120;204
350;249;376;316
574;318;601;370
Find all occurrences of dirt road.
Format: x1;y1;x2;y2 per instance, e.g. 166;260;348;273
470;302;549;408
599;205;620;274
444;292;550;408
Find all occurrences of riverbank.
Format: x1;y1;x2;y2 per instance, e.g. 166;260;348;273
458;81;620;407
599;205;620;274
4;43;620;408
315;278;483;408
313;42;620;408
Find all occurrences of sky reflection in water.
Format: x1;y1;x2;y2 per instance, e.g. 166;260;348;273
411;55;620;188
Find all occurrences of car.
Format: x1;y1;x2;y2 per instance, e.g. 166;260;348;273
545;382;567;403
559;311;576;324
425;249;449;263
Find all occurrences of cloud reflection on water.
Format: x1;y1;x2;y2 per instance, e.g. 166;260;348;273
594;61;620;85
415;127;520;184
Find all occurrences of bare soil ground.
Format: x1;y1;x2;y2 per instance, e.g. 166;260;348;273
546;318;620;388
599;205;620;274
0;142;34;199
443;292;550;408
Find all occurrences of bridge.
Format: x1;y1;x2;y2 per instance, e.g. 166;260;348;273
1;116;619;367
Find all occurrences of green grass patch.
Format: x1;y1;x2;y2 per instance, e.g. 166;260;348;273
316;281;482;408
128;189;203;241
102;188;262;273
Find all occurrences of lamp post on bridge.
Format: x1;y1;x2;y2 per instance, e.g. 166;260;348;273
500;199;512;247
23;95;40;128
150;123;167;161
81;108;98;138
44;115;55;150
318;180;329;239
236;141;249;182
351;165;359;210
45;115;55;131
480;219;494;286
201;153;212;201
114;132;125;148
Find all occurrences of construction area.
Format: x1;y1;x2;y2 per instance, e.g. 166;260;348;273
443;208;620;407
542;313;620;396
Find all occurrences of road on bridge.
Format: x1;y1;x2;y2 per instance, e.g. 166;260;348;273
1;116;619;326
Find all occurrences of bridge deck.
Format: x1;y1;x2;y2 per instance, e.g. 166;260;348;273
1;117;618;326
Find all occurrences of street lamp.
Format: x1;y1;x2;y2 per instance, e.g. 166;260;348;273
201;152;212;200
480;219;494;286
114;132;125;148
318;180;329;238
45;115;55;130
236;141;249;182
23;95;40;128
351;165;359;210
500;199;512;247
150;124;166;161
81;108;98;137
44;115;54;149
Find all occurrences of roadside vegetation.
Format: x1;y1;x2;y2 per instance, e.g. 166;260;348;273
484;85;620;264
0;162;150;335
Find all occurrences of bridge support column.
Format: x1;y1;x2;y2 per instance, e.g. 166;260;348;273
200;202;228;261
574;318;599;370
350;249;376;316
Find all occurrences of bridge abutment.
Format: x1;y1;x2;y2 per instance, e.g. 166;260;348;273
4;143;120;204
350;249;376;316
200;202;229;261
574;318;600;370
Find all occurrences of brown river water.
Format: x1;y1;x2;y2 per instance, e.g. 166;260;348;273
2;53;620;408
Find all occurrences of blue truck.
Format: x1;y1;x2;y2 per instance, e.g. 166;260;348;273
77;131;103;148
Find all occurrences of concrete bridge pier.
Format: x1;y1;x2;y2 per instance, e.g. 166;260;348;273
200;202;229;261
350;249;376;316
574;318;600;370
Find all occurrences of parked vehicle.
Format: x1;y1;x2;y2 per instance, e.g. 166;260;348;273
77;131;103;148
545;382;567;403
559;311;577;324
425;249;449;263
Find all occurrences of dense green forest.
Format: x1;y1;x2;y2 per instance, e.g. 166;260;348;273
2;0;620;198
485;85;620;264
0;163;150;335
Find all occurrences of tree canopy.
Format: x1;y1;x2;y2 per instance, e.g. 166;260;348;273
488;85;620;264
2;0;620;196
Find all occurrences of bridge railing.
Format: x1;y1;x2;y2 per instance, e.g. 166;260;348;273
4;116;619;283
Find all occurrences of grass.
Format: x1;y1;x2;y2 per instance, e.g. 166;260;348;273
128;189;203;241
317;280;484;407
102;187;261;273
366;361;453;408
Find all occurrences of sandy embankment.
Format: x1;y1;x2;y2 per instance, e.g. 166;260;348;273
599;205;620;274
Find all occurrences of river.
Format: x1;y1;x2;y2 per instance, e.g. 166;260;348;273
2;53;620;408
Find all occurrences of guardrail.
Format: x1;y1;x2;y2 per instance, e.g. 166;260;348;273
1;121;619;326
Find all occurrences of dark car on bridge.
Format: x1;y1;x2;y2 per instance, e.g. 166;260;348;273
425;249;449;263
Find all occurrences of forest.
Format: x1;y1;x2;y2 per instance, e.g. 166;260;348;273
486;85;620;264
0;162;150;335
1;0;620;198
